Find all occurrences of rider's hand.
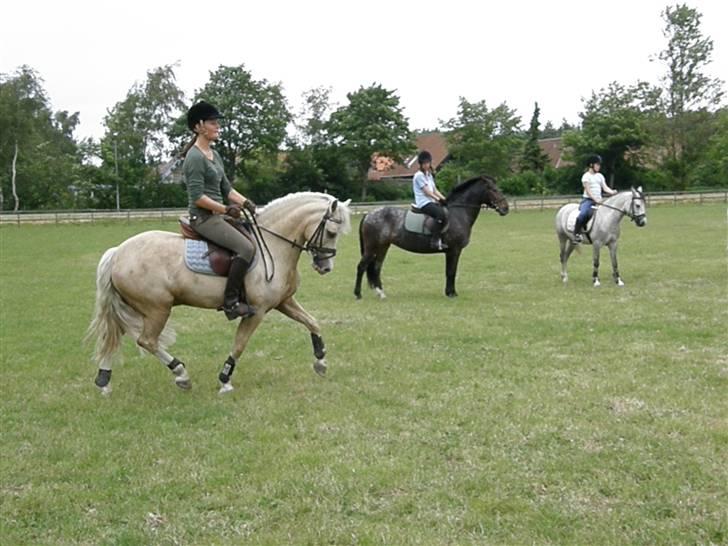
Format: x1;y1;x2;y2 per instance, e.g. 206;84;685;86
243;199;257;215
439;198;448;206
225;204;241;219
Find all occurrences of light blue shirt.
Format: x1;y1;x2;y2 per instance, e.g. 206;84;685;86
413;171;437;208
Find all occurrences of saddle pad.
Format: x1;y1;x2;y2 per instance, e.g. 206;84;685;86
184;240;217;276
566;209;595;233
404;210;431;235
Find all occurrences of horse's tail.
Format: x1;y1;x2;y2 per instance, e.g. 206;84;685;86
358;213;367;257
86;247;145;367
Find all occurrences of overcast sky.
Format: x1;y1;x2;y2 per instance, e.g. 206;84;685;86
2;0;726;142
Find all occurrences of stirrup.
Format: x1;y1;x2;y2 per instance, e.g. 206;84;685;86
222;302;256;321
573;232;583;243
431;238;448;250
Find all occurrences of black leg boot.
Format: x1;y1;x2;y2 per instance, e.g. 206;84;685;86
223;256;256;321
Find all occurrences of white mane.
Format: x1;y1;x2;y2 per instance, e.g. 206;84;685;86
260;191;352;233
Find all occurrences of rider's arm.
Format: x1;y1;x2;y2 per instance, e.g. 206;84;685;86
194;195;227;214
227;188;249;207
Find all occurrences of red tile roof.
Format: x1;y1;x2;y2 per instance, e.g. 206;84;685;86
369;132;450;181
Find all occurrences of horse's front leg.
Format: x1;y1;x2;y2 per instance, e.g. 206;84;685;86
608;241;624;286
592;243;602;287
276;296;328;376
445;247;463;297
218;313;265;394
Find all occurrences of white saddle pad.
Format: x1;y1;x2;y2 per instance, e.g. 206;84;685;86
566;208;596;233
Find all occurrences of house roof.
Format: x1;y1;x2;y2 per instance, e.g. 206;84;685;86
368;132;571;181
368;132;450;181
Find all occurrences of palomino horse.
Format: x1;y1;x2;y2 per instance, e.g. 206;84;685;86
87;192;351;394
354;175;509;298
555;187;647;286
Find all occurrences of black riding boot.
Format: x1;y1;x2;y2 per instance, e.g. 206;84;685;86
223;256;256;321
430;223;448;250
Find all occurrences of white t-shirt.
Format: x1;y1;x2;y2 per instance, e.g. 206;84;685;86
413;171;437;208
582;171;606;200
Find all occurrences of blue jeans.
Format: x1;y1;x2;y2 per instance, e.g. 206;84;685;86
575;198;595;231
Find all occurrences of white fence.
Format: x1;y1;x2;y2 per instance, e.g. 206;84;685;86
1;190;726;225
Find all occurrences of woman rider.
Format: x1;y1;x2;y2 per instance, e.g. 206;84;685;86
183;100;257;320
574;154;616;243
412;150;448;250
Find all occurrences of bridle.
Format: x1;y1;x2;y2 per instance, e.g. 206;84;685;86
247;208;341;282
598;191;646;223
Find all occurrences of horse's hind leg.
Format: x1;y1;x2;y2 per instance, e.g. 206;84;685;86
354;254;373;299
608;241;624;286
137;308;190;390
371;244;390;299
592;244;602;287
559;236;575;284
275;296;329;376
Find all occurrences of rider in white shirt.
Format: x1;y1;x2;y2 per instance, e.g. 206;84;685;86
574;155;617;242
412;150;448;250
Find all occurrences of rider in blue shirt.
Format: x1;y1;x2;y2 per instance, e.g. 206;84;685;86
412;150;448;250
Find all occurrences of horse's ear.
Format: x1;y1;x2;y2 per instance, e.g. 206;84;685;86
636;185;643;193
342;198;351;207
330;199;338;213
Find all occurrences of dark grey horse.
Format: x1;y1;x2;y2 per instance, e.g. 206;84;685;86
354;175;509;298
555;187;647;286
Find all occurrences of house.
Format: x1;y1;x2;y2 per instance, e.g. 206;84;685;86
368;132;570;183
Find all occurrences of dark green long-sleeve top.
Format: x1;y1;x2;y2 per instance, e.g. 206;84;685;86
183;146;232;216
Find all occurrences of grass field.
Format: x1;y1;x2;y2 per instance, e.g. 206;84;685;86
1;203;726;545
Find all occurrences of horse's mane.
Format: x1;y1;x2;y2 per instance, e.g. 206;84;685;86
446;175;495;200
261;191;351;233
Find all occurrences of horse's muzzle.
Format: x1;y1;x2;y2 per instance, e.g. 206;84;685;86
312;258;333;275
635;216;647;227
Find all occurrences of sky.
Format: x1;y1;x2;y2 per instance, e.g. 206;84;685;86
2;0;727;142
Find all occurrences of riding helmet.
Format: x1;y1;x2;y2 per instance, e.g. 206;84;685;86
417;150;433;164
187;101;224;130
586;154;602;167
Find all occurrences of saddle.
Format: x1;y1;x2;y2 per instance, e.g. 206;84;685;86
404;205;449;236
566;206;597;240
179;216;255;277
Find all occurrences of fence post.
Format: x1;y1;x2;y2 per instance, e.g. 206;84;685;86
127;210;130;224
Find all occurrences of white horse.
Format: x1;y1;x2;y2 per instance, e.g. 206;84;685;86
87;192;351;394
555;187;647;286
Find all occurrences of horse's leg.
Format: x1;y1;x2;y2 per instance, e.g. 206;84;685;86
372;244;390;299
217;313;265;394
592;243;602;287
136;308;191;390
445;247;463;297
559;236;576;284
608;241;624;286
354;253;374;299
276;296;328;376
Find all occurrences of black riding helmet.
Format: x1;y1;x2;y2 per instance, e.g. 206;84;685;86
187;101;224;131
418;150;433;164
586;154;602;167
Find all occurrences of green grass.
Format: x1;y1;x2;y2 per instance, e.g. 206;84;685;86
1;204;726;545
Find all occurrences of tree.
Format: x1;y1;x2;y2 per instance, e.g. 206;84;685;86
520;102;550;173
192;65;291;186
293;86;335;147
563;81;655;187
440;97;521;184
327;83;413;200
0;66;83;210
100;64;186;208
655;4;725;186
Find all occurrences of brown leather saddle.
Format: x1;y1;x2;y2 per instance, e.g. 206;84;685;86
178;216;255;277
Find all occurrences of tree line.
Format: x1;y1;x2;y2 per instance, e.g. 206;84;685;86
0;4;725;211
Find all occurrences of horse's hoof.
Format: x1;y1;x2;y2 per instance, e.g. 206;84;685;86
375;288;387;299
593;279;601;287
175;378;192;390
617;279;625;287
314;359;327;376
446;292;458;298
218;382;234;394
354;293;361;300
99;385;112;396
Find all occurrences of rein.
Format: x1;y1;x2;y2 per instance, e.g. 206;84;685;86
597;192;646;222
247;208;340;282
